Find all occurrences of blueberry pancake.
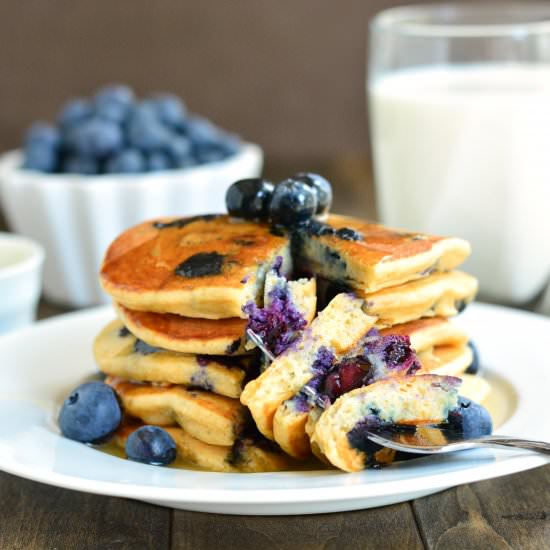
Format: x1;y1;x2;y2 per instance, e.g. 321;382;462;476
364;271;478;328
107;377;247;446
113;270;316;356
380;317;468;352
312;375;461;472
273;327;421;459
241;293;377;440
295;214;471;294
94;320;251;398
416;344;473;377
114;419;294;473
100;215;291;319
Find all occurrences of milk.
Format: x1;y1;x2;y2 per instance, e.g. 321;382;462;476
369;65;550;303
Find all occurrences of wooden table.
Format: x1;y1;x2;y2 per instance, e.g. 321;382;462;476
1;158;549;549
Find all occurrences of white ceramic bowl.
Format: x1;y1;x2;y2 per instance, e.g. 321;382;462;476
0;232;44;333
0;144;263;307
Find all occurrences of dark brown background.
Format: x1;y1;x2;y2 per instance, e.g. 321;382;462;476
0;0;476;162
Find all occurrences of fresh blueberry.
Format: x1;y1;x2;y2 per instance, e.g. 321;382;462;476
23;142;58;172
58;381;122;443
95;84;134;123
448;396;492;439
24;122;61;149
125;425;177;466
194;143;228;164
62;155;98;175
165;135;192;163
269;179;318;227
66;118;123;157
105;149;145;173
226;178;274;220
127;104;170;151
145;94;187;127
57;99;93;129
215;134;241;157
147;151;173;171
182;116;220;146
336;227;363;241
293;172;333;215
466;341;481;375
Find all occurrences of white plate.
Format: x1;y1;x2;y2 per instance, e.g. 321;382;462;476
0;303;548;515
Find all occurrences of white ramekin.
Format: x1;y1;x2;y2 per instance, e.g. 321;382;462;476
0;144;263;307
0;232;45;334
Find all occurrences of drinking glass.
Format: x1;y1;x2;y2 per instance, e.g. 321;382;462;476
368;3;550;304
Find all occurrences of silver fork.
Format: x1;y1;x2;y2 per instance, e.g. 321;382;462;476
367;425;550;455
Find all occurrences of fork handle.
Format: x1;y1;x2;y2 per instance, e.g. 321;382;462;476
476;435;550;455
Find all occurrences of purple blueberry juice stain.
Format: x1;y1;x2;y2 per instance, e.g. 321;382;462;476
243;285;307;357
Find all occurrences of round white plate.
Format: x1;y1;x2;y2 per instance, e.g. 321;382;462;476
0;303;548;515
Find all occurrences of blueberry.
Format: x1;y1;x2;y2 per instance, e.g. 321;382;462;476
182;116;220;146
66;118;123;157
194;144;229;164
448;397;492;439
25;122;61;149
95;84;134;123
217;134;241;157
269;179;318;227
147;151;173;171
62;155;98;175
293;172;333;215
57;99;93;129
466;341;481;375
145;94;187;127
23;142;58;172
127;104;170;151
336;227;363;241
165;135;192;163
105;149;145;173
125;425;177;466
226;178;274;220
58;381;122;443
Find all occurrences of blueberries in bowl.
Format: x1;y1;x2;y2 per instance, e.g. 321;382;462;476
58;381;122;443
21;84;242;174
125;425;177;466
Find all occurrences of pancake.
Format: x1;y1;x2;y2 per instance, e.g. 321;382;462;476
295;214;471;294
114;419;294;473
100;215;291;319
241;293;377;440
114;271;317;356
380;317;469;354
417;344;473;377
365;271;478;328
107;377;247;446
272;320;469;459
115;304;249;355
94;320;251;398
272;341;472;459
312;374;461;472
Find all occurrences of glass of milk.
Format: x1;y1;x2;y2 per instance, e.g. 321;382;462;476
368;3;550;304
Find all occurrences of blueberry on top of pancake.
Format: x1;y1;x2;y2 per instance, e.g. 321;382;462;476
100;215;292;319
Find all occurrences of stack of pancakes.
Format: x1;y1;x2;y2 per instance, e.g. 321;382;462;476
96;213;480;471
242;214;480;460
303;215;478;379
95;215;317;472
